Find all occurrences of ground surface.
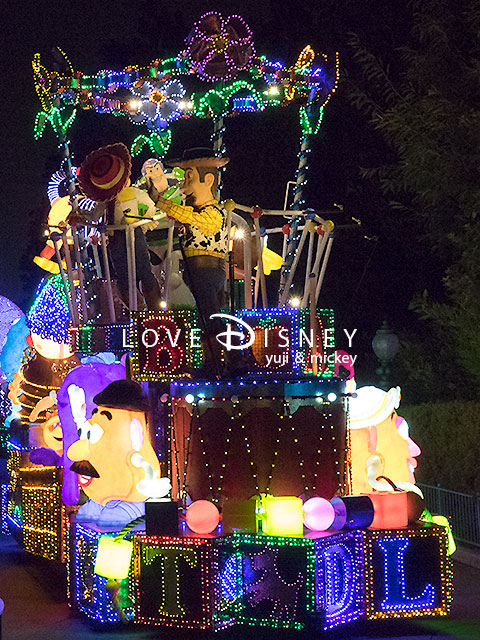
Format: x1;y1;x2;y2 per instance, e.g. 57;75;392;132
1;534;479;640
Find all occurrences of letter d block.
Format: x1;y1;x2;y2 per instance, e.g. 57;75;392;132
314;529;365;630
363;524;452;620
133;535;214;629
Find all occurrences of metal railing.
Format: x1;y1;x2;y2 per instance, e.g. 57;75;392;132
418;483;480;548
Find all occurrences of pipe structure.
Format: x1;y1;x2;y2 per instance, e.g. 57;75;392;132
52;234;76;323
163;220;175;308
61;229;79;327
315;235;334;305
125;226;137;312
72;227;88;322
278;221;310;307
231;213;252;309
309;273;318;376
100;233;116;324
301;222;316;308
253;217;268;308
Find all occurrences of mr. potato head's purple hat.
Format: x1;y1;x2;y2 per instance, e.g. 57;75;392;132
93;380;151;413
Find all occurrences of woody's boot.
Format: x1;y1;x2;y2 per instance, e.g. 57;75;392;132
193;335;223;380
223;345;256;379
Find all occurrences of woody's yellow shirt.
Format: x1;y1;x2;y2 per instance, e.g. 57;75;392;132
155;197;228;259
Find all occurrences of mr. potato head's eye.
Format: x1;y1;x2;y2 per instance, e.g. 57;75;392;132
87;422;104;444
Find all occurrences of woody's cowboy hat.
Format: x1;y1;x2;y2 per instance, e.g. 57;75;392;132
78;143;131;201
165;147;229;169
93;380;151;413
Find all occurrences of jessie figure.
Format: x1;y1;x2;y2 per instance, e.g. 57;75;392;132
67;379;171;526
79;143;163;310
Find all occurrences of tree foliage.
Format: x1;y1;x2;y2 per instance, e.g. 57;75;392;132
348;0;480;398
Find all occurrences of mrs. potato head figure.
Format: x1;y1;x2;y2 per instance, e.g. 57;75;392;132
67;379;171;526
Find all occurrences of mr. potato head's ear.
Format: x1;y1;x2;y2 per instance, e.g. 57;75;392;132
130;418;144;451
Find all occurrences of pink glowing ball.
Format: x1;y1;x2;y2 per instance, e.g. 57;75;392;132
303;497;335;531
186;500;220;534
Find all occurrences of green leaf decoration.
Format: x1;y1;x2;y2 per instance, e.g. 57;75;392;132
33;112;48;139
195;80;265;118
131;134;150;157
151;129;172;157
33;106;77;140
131;129;172;158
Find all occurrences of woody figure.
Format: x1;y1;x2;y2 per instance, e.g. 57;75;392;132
147;148;229;376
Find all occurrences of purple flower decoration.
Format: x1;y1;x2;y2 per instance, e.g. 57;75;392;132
130;80;185;131
185;12;255;82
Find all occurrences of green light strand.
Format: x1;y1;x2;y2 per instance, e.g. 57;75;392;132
299;105;324;136
194;80;265;118
131;129;172;158
33;106;77;139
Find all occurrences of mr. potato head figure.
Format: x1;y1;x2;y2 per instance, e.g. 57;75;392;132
67;379;171;526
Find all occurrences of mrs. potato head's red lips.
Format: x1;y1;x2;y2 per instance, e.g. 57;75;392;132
70;461;100;479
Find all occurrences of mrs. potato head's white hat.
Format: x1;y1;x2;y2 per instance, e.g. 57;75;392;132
348;386;401;430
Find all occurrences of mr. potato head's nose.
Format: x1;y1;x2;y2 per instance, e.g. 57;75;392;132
68;438;91;462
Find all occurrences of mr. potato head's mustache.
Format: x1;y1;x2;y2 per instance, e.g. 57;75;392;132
70;460;100;478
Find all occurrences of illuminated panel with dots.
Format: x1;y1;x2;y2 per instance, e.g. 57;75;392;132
1;483;9;535
212;537;242;631
229;532;316;631
299;308;335;377
70;323;131;355
363;524;452;620
20;466;66;561
314;529;365;629
133;534;213;629
170;380;348;503
130;310;202;382
235;308;301;376
70;523;134;623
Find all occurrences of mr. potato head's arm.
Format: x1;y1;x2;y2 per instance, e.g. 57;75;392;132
131;452;171;499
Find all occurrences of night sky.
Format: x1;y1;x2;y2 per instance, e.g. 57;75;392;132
0;0;438;383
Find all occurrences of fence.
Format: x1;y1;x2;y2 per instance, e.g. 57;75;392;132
418;483;480;548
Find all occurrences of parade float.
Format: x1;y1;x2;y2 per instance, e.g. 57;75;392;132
0;11;453;633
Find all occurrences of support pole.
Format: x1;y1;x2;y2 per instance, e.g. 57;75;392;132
231;214;252;309
315;236;334;305
52;234;75;323
278;222;310;307
253;218;267;308
301;222;315;307
278;132;311;302
61;229;79;327
309;274;318;376
100;233;116;324
125;226;137;312
72;227;88;323
92;241;102;278
163;220;175;307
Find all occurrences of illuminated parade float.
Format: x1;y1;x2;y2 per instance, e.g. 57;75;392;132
0;11;453;633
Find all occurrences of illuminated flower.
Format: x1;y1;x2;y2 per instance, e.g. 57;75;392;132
185;11;255;82
129;80;185;131
282;47;339;107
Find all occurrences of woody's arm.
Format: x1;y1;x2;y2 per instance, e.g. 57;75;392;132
152;196;222;236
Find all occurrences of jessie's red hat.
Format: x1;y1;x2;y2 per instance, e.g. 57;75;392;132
78;143;131;201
